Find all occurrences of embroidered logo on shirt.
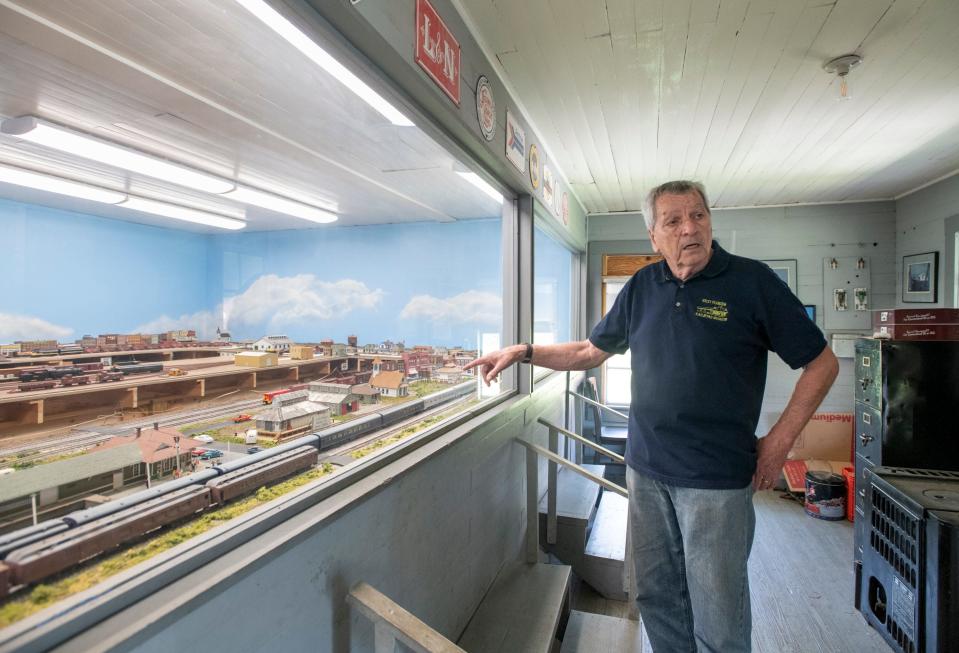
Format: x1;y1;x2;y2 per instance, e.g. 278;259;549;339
695;298;728;322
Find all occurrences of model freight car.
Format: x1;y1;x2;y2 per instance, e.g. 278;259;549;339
114;363;164;376
17;380;57;391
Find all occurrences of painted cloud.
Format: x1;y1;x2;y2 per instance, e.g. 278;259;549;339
224;275;384;329
135;275;385;339
0;312;73;341
400;290;501;325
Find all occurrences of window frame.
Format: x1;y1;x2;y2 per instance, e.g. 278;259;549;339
599;253;662;408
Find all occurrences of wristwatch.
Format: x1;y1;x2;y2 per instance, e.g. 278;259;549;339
520;342;534;364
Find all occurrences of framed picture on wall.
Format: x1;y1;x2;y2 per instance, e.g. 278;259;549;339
902;251;938;303
762;259;798;296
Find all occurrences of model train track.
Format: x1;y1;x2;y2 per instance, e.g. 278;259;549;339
0;399;265;468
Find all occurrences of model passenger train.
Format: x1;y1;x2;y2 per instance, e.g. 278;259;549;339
0;382;474;598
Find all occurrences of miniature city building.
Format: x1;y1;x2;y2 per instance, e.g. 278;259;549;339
433;366;467;384
252;335;293;352
15;339;57;353
307;382;362;416
96;425;202;481
347;335;358;347
235;351;279;368
370;370;409;397
0;445;143;532
0;424;204;530
290;345;315;360
351;383;381;405
331;343;349;357
254;390;331;441
0;343;21;357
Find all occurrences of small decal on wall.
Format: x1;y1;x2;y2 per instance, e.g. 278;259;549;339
505;109;526;173
562;192;569;225
542;163;554;208
528;143;541;190
415;0;461;106
475;75;495;142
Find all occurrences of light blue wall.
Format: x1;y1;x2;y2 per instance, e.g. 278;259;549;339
895;173;959;307
211;219;503;347
0;198;502;349
0;199;210;341
587;201;898;417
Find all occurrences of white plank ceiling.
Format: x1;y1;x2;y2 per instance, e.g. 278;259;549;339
456;0;959;213
0;0;502;232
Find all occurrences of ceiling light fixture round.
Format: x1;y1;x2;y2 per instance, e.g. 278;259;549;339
823;54;863;100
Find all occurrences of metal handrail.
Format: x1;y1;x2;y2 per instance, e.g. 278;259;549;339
347;582;465;653
517;432;636;618
516;438;628;498
536;417;624;464
567;389;629;421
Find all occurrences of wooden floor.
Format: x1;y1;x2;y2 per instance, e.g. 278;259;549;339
570;490;890;653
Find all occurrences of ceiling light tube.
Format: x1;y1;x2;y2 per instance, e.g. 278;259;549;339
222;185;337;223
118;196;246;230
1;116;234;194
456;171;504;203
234;0;414;127
0;163;127;204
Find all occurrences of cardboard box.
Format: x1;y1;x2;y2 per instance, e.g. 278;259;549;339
783;459;850;493
786;412;854;462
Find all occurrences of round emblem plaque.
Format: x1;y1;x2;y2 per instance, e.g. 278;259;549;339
528;143;540;190
475;75;495;142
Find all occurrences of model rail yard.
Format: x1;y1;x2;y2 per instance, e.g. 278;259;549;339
4;362;163;392
0;382;474;599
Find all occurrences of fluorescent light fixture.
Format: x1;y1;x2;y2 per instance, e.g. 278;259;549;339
118;196;246;230
0;163;126;204
456;171;504;203
223;185;337;223
234;0;414;127
1;116;234;194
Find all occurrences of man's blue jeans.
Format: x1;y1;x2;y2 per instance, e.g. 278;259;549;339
626;465;756;653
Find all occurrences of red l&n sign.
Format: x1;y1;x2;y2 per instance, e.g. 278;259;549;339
415;0;461;106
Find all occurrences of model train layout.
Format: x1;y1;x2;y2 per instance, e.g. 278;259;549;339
0;382;473;598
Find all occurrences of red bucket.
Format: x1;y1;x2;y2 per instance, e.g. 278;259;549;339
842;466;855;522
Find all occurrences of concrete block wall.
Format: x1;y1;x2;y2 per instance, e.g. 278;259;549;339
54;376;573;652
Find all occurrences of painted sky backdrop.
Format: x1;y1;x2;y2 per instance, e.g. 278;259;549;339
0;198;508;349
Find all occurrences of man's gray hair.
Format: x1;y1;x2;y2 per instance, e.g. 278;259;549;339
643;180;711;231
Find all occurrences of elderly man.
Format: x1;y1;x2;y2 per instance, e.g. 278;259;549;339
465;180;838;652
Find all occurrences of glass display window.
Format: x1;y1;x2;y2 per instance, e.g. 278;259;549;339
0;0;517;622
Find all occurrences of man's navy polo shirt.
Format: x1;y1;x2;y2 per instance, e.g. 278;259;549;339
589;241;827;489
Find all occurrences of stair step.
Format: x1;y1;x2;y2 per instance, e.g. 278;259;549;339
584;491;627;562
599;425;628;444
578;491;629;600
538;464;604;524
560;610;643;652
457;562;571;653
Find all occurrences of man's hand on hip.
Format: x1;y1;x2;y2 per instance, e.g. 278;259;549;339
753;431;792;491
